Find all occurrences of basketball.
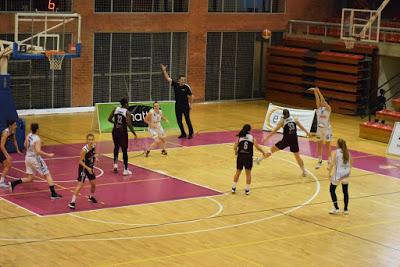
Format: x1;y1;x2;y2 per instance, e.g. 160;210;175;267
261;29;271;40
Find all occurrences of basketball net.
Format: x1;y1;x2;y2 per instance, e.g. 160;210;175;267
344;38;355;49
45;50;65;70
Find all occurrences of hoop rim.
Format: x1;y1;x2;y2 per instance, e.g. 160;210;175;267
44;50;66;56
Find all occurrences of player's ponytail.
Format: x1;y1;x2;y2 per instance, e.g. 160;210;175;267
237;124;251;138
337;138;349;164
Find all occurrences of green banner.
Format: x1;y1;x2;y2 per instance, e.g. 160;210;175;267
95;101;177;133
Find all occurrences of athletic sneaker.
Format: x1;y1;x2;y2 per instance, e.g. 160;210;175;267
329;208;340;215
161;150;167;155
123;169;132;176
245;189;250;195
315;160;323;169
88;196;98;203
68;202;76;209
145;150;150;157
8;181;14;192
51;192;62;199
343;210;349;215
113;163;118;173
0;181;8;188
231;187;236;194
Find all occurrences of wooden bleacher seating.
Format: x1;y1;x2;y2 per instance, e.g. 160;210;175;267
376;109;400;123
359;122;393;143
392;98;400;110
266;39;374;115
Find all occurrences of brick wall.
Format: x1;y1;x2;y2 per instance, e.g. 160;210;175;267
0;0;337;106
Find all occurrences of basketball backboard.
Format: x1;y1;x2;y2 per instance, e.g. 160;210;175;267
340;0;390;49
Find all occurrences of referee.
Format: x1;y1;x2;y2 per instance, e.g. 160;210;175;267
161;64;194;139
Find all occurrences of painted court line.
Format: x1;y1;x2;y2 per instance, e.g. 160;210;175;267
0;155;321;242
69;197;224;227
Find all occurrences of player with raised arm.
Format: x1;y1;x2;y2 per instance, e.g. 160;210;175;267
261;109;310;177
232;124;267;195
69;133;98;209
160;64;194;139
308;87;333;169
108;97;137;175
144;101;169;157
9;123;62;199
0;120;22;188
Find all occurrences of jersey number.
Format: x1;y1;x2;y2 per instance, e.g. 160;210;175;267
288;122;295;131
243;141;248;150
117;115;123;125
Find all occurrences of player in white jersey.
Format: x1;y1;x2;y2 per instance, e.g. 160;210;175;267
328;138;352;215
0;120;21;188
9;123;62;199
308;87;333;169
144;101;169;157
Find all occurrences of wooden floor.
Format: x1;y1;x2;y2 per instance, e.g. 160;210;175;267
1;100;400;267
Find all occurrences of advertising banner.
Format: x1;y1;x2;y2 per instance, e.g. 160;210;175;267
263;103;315;137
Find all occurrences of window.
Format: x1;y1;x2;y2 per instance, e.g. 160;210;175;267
205;31;284;101
94;0;189;12
0;0;72;12
208;0;284;13
93;32;187;104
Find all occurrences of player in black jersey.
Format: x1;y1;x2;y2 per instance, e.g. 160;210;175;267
0;120;21;188
108;97;137;176
69;133;98;209
232;124;267;195
261;109;310;177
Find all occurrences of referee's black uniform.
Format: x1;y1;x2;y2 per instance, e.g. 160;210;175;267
171;80;194;138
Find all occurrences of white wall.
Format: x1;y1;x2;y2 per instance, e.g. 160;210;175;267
378;56;400;109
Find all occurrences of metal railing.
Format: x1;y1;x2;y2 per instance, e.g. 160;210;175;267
288;19;400;43
367;72;400;121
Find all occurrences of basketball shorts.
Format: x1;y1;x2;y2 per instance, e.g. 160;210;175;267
148;126;165;139
316;126;333;142
275;137;299;153
112;129;128;149
25;156;49;176
236;155;253;170
78;166;96;182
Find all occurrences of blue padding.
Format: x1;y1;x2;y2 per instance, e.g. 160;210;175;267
0;74;25;152
12;42;81;60
0;75;18;129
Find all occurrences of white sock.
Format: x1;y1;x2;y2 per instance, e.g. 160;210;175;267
0;176;4;183
71;195;76;203
232;182;237;188
245;184;250;190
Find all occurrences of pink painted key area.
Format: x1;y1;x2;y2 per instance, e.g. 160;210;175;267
2;155;221;216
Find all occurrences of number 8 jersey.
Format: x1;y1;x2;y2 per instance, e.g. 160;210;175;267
238;134;254;157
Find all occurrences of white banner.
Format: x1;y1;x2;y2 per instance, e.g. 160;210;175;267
387;122;400;156
263;103;315;137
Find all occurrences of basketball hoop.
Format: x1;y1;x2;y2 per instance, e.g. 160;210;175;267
344;38;355;49
45;50;65;70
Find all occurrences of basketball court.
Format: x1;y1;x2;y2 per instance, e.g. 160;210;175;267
1;0;400;266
